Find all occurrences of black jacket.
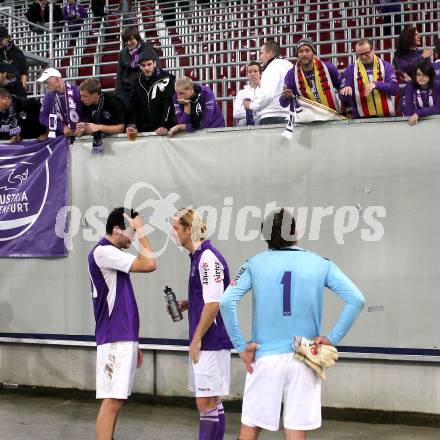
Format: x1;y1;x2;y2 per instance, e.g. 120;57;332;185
114;42;159;111
0;42;28;79
129;68;176;132
26;2;63;25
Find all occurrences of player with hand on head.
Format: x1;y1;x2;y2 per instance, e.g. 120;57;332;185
88;208;156;440
169;207;233;440
220;208;365;440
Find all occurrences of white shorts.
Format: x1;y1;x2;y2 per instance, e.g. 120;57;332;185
188;350;231;398
241;353;321;432
96;341;138;400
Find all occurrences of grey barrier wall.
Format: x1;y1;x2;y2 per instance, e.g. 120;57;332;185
1;119;440;412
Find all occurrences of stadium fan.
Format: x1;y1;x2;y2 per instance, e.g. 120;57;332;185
373;0;402;36
76;79;125;154
170;208;233;440
26;0;63;33
340;38;399;118
169;76;225;136
37;67;83;139
63;0;87;47
220;208;365;440
280;38;342;114
126;48;175;137
0;63;27;98
243;40;292;125
433;39;440;80
88;208;156;440
0;27;28;88
115;26;160;112
233;61;262;126
91;0;105;19
402;59;440;125
0;88;46;142
393;26;432;80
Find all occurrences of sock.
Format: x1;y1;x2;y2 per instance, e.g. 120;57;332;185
199;406;219;440
217;400;226;439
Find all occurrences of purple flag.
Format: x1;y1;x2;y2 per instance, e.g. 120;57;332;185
0;137;69;257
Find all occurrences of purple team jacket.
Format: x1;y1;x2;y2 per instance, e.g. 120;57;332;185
402;79;440;117
188;240;233;351
279;61;342;108
340;60;399;118
393;49;425;75
174;84;225;131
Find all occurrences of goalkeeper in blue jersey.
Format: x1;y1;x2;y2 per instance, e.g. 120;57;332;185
220;208;365;440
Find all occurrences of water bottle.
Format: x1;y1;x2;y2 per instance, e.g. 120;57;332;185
163;285;183;322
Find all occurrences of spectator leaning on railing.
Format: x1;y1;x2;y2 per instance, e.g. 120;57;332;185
0;88;46;143
76;79;125;154
244;39;292;125
0;27;28;88
402;59;440;126
126;48;176;137
280;38;342;114
38;68;83;140
115;26;160;113
26;0;63;33
340;38;399;118
169;76;225;136
233;61;262;126
63;0;88;47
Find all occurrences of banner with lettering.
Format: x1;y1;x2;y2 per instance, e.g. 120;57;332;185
0;137;69;257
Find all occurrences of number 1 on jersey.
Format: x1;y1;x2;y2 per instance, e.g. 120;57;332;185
281;271;292;316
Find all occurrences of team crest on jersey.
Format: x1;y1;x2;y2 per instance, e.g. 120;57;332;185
230;263;247;286
103;111;111;120
202;261;209;285
214;261;222;283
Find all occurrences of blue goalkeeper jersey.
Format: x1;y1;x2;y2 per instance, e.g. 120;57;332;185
220;246;365;359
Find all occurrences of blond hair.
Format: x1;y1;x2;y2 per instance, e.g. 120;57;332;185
174;207;206;241
175;76;194;91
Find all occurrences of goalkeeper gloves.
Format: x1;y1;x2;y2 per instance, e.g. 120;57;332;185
293;336;338;380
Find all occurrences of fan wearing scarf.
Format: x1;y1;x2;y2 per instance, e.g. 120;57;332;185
0;88;46;143
402;59;440;126
169;76;225;136
38;67;83;139
63;0;87;46
76;79;125;154
115;26;160;113
0;27;28;88
340;38;399;119
280;38;342;114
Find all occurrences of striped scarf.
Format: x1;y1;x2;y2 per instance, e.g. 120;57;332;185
129;44;141;69
414;88;434;109
0;96;21;137
294;58;340;112
354;56;395;117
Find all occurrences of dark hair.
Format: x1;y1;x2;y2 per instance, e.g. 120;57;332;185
261;208;297;249
396;26;417;56
263;39;280;58
0;87;12;98
356;38;373;50
247;61;262;73
121;26;142;44
79;78;101;94
412;59;435;89
106;207;139;235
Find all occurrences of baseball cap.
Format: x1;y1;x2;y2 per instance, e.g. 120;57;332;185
37;67;62;82
138;47;158;63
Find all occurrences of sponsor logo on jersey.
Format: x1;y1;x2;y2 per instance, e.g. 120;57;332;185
230;263;246;286
214;261;222;283
202;261;209;285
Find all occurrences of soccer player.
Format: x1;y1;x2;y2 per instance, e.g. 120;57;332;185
170;208;233;440
88;208;156;440
220;208;365;440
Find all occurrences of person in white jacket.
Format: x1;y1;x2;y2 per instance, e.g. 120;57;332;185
233;61;262;126
243;40;293;125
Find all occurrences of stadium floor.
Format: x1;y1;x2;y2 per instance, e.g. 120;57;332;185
1;392;440;439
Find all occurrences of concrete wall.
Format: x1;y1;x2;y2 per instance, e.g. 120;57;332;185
1;343;439;414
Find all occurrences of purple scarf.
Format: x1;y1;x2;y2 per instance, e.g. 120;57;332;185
67;3;81;18
0;96;21;137
129;43;141;69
